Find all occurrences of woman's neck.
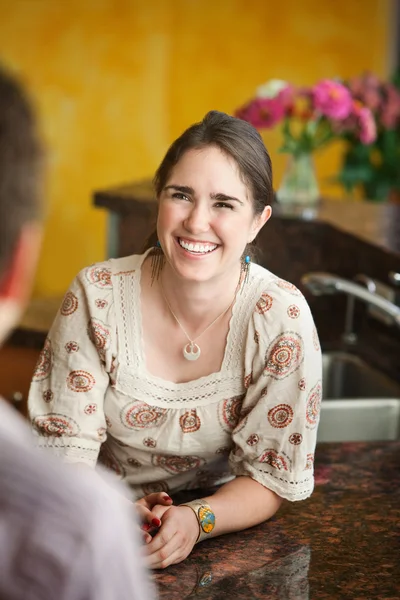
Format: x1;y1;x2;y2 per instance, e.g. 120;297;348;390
157;261;242;332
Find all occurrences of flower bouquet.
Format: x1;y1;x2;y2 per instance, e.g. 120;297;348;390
235;78;376;206
337;72;400;201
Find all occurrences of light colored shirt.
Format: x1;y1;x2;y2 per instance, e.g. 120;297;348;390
0;398;154;600
28;251;322;502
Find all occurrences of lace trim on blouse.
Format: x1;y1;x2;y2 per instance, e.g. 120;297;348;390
111;252;274;408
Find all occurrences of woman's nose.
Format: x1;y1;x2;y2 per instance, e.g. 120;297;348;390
184;204;210;234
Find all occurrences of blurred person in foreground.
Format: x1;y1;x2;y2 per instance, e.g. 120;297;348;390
0;67;154;600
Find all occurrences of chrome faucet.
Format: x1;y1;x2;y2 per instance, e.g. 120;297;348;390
301;272;400;343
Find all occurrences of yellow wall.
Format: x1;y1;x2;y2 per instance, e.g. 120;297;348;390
0;0;392;297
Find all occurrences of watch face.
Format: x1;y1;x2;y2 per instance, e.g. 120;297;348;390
198;505;216;534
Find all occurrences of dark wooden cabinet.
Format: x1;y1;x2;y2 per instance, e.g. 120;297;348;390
0;344;41;417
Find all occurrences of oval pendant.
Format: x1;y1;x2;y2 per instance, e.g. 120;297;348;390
183;342;201;361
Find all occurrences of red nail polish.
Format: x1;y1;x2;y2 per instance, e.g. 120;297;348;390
152;518;161;527
142;523;151;531
163;495;172;501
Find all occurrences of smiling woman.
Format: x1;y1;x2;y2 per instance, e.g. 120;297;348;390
28;111;322;569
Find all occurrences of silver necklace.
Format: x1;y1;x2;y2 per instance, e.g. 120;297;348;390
160;280;237;361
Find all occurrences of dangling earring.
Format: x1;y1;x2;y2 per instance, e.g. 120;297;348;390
241;254;251;289
150;241;164;285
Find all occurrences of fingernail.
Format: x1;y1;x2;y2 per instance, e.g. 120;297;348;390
163;495;172;501
152;518;161;527
142;523;151;531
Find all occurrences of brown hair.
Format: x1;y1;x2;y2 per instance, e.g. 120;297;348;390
154;110;273;212
145;110;273;255
0;67;43;277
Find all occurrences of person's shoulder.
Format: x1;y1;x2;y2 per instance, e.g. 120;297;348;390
250;263;306;304
248;264;314;329
74;253;145;291
0;405;129;539
0;401;151;600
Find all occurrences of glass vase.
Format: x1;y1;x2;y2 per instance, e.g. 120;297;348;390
276;153;320;207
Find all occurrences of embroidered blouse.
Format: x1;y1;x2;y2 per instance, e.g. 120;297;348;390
28;251;322;502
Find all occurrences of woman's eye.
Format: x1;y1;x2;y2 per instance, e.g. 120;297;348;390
173;192;190;201
215;202;234;210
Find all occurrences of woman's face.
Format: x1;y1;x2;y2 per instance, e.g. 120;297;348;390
157;145;271;284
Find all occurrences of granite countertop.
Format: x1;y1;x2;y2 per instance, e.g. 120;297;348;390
93;180;400;257
155;441;400;599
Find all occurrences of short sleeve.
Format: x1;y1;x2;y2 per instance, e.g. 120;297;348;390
28;262;116;466
229;280;322;501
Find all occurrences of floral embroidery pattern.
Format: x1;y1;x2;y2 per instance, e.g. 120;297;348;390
98;443;125;477
254;330;260;344
60;291;78;316
105;415;112;428
152;454;204;474
275;279;303;296
305;453;314;470
246;434;259;446
287;304;300;319
95;298;108;309
84;403;97;415
32;338;52;381
87;318;111;362
42;390;53;403
261;386;268;398
127;458;142;468
85;265;112;289
268;404;294;428
142;481;169;494
179;409;201;433
264;332;304;380
121;401;167;430
259;448;290;471
255;293;273;314
143;437;156;448
298;378;306;391
67;370;95;393
306;381;322;428
313;326;320;351
65;341;79;354
289;433;303;445
33;414;80;437
244;373;252;389
218;395;244;432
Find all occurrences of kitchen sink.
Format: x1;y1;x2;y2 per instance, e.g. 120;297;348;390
318;352;400;442
322;352;400;399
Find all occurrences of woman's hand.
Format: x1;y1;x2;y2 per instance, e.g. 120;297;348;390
144;505;200;569
135;492;173;543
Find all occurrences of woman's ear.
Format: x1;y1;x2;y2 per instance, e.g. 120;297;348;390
249;205;272;243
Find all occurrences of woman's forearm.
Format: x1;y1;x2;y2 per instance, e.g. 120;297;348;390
202;476;283;538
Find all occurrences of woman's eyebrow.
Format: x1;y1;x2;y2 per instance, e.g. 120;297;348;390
164;184;194;194
210;192;244;205
164;185;244;205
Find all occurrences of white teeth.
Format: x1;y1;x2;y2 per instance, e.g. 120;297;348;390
178;239;217;254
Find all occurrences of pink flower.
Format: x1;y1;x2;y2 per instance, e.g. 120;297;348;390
312;79;353;120
358;107;376;143
349;73;381;111
235;96;286;129
352;102;376;144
